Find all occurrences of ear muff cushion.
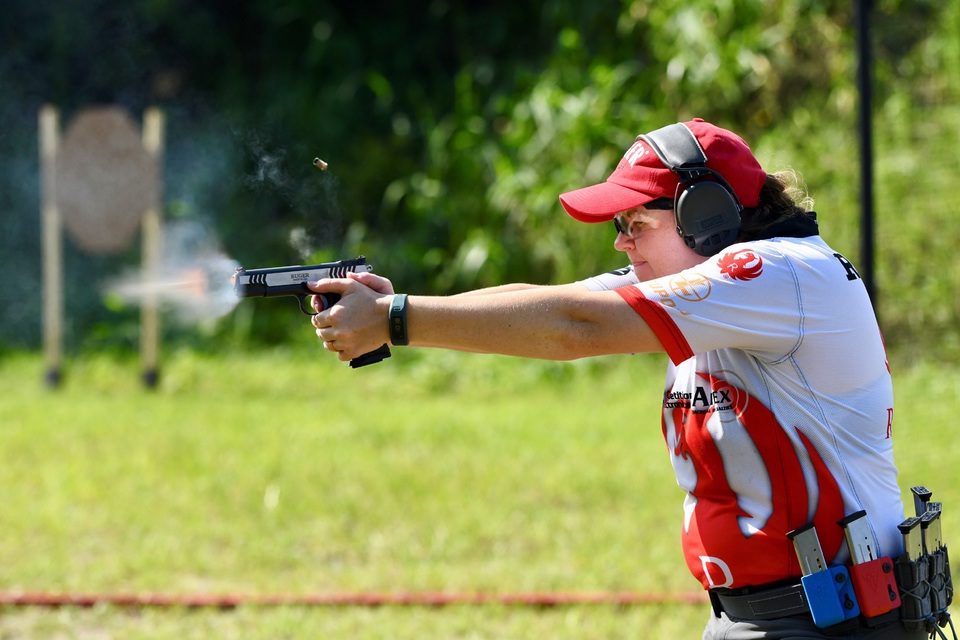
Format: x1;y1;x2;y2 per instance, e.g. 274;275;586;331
676;181;741;255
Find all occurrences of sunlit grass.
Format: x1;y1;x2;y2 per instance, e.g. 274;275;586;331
1;349;957;638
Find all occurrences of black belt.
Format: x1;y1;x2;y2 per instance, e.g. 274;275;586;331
710;579;902;635
710;582;810;620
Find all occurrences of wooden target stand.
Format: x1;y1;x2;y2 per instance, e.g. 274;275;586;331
39;105;165;388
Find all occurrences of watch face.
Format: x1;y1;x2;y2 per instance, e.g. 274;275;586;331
389;294;409;345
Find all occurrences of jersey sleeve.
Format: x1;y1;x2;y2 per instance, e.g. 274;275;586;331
618;245;805;365
577;265;638;291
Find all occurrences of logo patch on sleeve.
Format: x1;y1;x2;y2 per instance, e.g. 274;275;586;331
718;250;763;281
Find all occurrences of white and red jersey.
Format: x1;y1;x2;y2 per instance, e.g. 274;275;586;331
579;235;905;590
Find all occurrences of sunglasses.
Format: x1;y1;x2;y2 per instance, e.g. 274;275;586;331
613;198;674;237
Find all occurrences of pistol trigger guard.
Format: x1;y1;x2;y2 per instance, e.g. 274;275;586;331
297;295;318;316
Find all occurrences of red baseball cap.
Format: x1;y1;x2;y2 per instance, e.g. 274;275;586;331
559;118;766;223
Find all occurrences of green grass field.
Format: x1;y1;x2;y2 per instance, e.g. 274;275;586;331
1;348;958;638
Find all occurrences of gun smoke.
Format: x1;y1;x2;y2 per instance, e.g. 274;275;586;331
91;131;340;326
103;220;240;323
237;127;343;258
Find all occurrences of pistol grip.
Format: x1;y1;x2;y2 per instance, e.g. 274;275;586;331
349;344;392;368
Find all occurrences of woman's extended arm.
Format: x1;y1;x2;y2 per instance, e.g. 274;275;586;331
308;273;663;363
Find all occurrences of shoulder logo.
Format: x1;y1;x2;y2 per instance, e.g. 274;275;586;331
717;250;763;281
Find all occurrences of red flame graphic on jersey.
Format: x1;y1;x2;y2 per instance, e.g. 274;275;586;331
718;250;763;281
664;372;844;589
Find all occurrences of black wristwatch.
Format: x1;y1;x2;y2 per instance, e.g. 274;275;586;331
388;294;409;346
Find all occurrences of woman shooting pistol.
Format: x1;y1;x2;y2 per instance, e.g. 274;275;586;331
308;119;925;639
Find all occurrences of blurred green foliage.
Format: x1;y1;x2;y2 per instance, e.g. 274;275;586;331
1;0;957;361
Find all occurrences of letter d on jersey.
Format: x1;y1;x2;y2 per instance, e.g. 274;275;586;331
700;556;734;588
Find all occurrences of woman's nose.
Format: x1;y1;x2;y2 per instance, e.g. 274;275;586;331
614;233;634;251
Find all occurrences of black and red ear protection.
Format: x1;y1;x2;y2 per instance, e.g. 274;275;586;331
637;123;743;256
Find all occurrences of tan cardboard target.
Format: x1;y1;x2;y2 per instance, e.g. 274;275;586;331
55;106;158;254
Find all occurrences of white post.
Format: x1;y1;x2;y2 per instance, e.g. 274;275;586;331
141;108;165;388
39;105;64;387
